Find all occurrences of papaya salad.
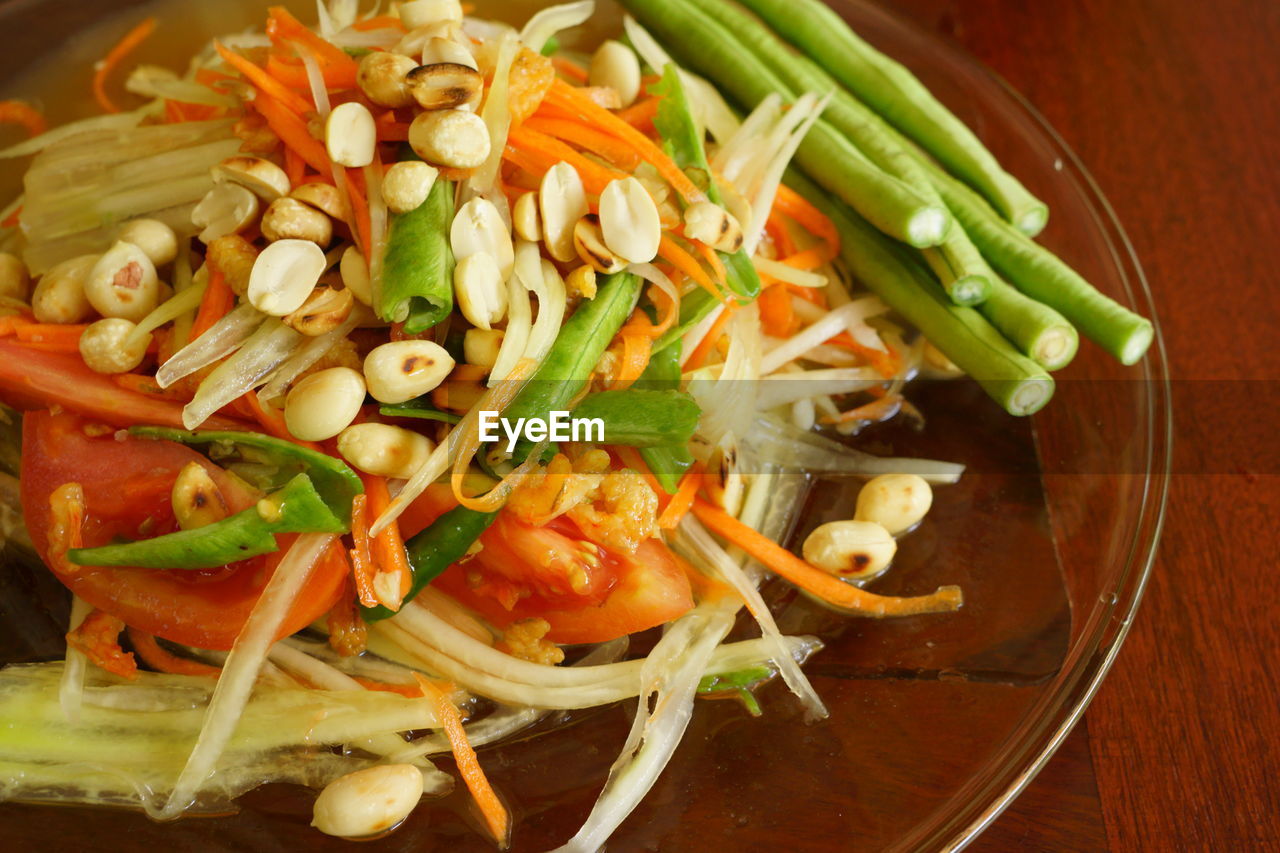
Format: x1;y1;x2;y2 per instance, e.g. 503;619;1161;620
0;0;1152;848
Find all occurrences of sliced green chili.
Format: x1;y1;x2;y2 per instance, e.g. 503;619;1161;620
68;474;344;570
129;426;363;524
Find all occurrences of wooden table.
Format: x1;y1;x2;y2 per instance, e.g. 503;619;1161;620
876;0;1280;848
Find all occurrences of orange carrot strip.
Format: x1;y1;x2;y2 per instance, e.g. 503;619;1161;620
283;145;305;187
658;465;702;529
267;6;356;71
759;282;798;338
695;242;727;288
344;167;373;255
615;96;660;130
658;235;726;304
789;282;827;308
550;55;589;82
352;676;419;696
14;324;88;348
240;392;325;451
67;609;138;680
0;206;21;228
773;183;840;259
778;247;828;270
215;42;313;115
507;125;626;194
546;79;704;204
127;627;222;677
0;314;33;336
93;17;158;114
611;324;653;391
827;331;899;378
0;100;46;137
348;494;379;608
417;675;511;846
252;90;332;174
190;267;233;340
522;116;642;170
352;14;405;32
691;499;964;616
684;303;735;370
363;474;413;604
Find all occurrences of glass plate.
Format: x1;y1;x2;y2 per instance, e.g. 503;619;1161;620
0;0;1170;850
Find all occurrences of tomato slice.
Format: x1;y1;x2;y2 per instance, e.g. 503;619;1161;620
20;410;348;650
0;340;243;430
404;486;695;644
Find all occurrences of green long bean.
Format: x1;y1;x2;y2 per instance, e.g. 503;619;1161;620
502;271;643;460
695;0;992;305
619;0;951;247
787;170;1054;416
379;177;454;332
737;0;1048;236
928;167;1153;365
978;275;1078;371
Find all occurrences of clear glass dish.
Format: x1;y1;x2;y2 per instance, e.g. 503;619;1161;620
0;0;1170;849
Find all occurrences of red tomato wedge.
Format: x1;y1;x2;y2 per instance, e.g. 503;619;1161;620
0;340;243;430
403;486;694;644
20;410;348;650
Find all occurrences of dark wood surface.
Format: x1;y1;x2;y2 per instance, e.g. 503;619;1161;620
879;0;1280;849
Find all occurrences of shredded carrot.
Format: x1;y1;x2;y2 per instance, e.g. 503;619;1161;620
0;314;33;336
658;465;702;529
93;17;158;114
759;282;799;338
615;96;660;130
127;628;221;677
778;247;829;270
0;205;21;228
374;111;412;142
644;278;681;337
610;319;653;391
283;144;305;187
13;324;88;350
344;167;373;255
352;14;405;32
195;67;235;90
765;211;797;258
267;6;356;72
215;41;313;116
416;675;511;846
506;125;626;194
773;183;840;260
252;89;332;175
658;235;727;305
114;373;191;402
189;267;233;340
550;55;589;83
348;494;379;608
0;100;47;137
241;392;325;451
363;474;413;606
545;79;704;205
822;393;903;426
695;241;727;289
691;499;963;616
828;331;899;378
684;304;735;370
789;281;828;308
522;116;642;171
67;609;138;680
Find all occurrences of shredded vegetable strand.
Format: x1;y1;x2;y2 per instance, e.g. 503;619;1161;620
159;533;338;820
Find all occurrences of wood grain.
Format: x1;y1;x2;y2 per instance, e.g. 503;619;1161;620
880;0;1280;848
